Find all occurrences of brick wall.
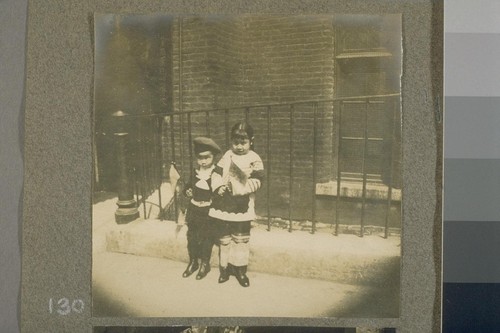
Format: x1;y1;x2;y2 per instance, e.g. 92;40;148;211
240;16;336;206
171;16;336;108
169;16;337;199
94;14;402;226
240;16;334;105
164;15;401;222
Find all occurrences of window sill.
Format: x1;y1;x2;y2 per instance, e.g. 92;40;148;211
315;180;401;201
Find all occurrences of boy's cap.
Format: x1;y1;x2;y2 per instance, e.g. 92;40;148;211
193;137;221;154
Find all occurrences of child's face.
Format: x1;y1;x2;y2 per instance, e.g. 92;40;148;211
231;137;251;155
196;151;214;169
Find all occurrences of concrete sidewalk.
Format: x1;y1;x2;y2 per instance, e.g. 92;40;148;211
93;194;400;318
103;219;400;286
92;252;399;318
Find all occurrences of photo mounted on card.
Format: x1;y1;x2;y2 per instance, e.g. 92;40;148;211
93;326;397;333
92;14;402;318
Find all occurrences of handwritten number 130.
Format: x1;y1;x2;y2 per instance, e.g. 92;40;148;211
48;298;84;315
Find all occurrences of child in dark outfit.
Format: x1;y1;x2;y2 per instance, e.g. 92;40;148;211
182;137;221;280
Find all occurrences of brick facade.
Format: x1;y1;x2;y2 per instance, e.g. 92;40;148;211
95;14;402;226
168;16;339;212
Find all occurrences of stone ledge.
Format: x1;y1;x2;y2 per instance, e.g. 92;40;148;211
316;180;402;201
105;219;400;287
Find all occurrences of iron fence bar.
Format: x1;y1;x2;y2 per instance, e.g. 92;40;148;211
311;102;318;234
146;120;152;206
157;117;163;220
169;115;178;223
288;104;294;232
139;120;147;219
334;101;343;236
342;137;383;141
169;114;176;162
179;113;185;182
205;110;210;136
151;119;157;198
146;119;153;215
178;18;183;115
245;107;250;122
266;105;271;231
115;95;401;232
146;118;153;200
172;162;179;224
384;98;396;238
150;119;155;204
187;112;193;175
224;109;230;148
133;166;139;209
152;118;157;198
140;120;146;204
359;99;369;237
116;93;401;119
136;120;143;217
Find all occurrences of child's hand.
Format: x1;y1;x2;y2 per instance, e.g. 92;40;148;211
185;188;193;198
217;185;228;196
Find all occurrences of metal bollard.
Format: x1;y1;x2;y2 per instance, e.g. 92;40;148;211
112;110;139;224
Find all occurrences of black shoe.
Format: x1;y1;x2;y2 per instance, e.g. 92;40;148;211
218;266;230;283
196;261;211;280
234;266;250;287
182;259;199;278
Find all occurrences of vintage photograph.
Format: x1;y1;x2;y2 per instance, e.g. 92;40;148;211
93;327;396;333
92;14;402;318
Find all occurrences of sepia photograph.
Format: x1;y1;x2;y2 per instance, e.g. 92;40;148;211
93;327;397;333
92;14;402;318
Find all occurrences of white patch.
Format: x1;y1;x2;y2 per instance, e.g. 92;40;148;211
195;179;210;190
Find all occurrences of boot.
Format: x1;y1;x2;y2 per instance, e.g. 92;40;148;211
182;259;199;278
196;260;211;280
218;265;230;283
234;265;250;287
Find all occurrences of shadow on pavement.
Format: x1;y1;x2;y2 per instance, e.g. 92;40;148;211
92;282;138;317
324;265;400;318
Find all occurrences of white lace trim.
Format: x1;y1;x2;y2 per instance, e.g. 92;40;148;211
208;208;255;221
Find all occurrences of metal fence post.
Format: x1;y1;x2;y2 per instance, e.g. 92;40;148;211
112;110;140;224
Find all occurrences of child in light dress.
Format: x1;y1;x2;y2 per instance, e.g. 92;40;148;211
209;122;264;287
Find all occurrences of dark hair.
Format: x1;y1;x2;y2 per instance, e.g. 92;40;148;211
230;121;255;150
230;121;254;142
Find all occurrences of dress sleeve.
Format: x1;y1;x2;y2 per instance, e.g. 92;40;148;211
249;154;264;181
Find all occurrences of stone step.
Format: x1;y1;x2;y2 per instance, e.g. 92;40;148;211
105;218;400;287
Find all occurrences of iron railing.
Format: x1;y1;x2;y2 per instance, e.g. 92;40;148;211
116;93;401;237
